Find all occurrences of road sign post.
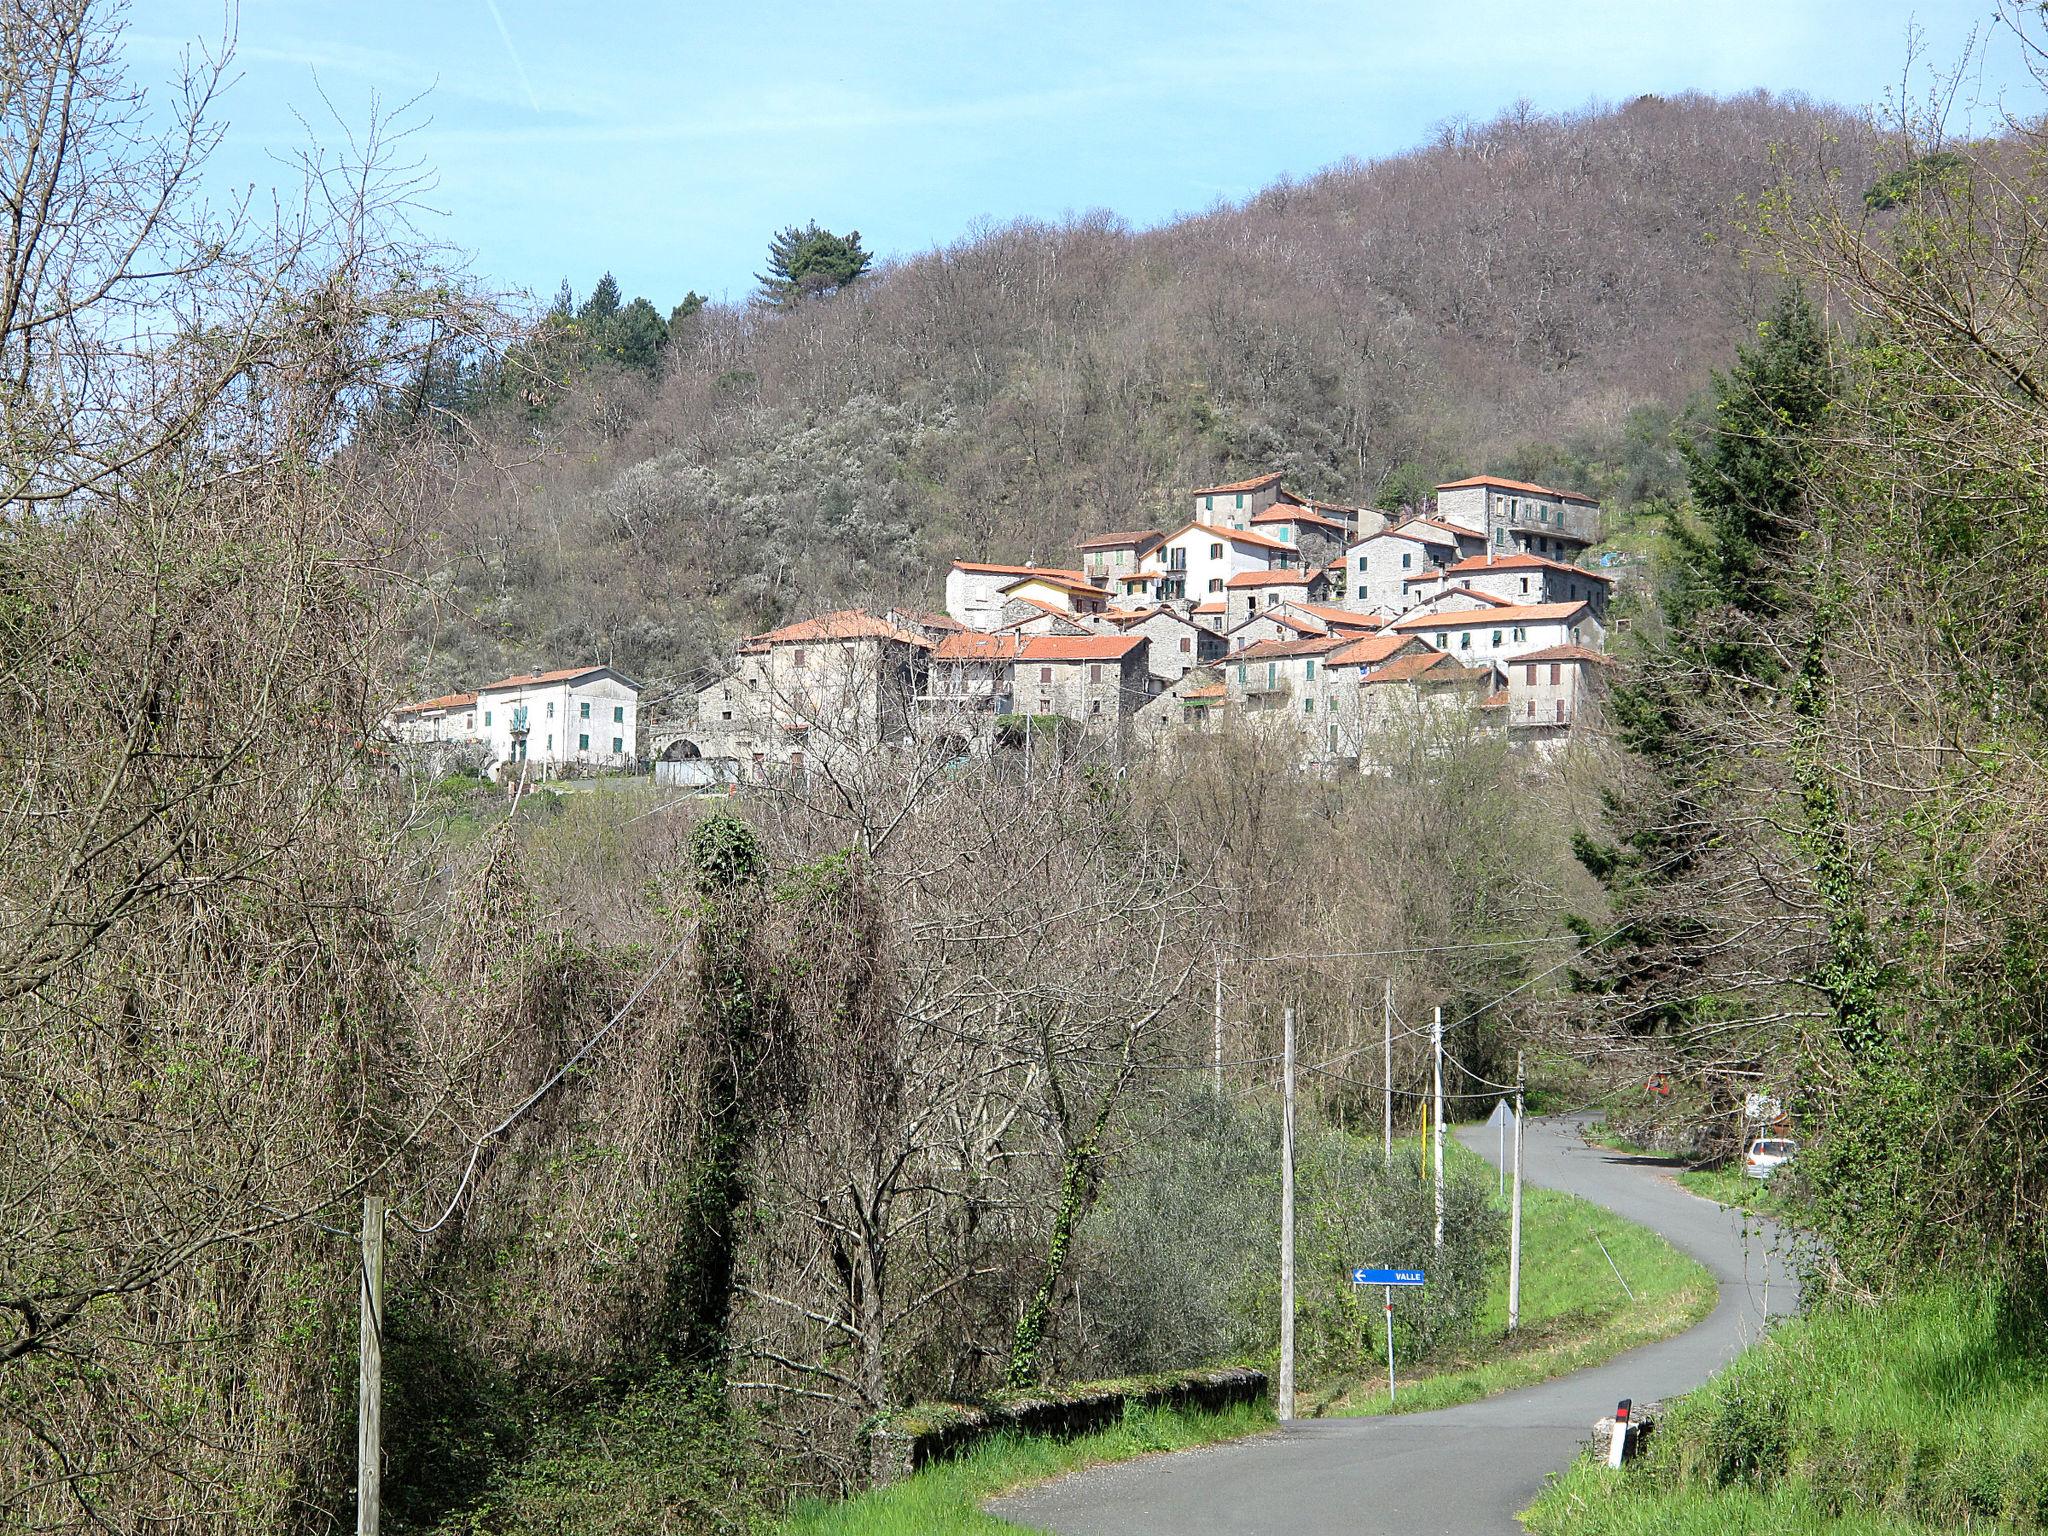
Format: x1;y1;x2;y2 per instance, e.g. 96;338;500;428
1350;1268;1424;1405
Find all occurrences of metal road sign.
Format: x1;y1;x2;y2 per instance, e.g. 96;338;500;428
1350;1267;1425;1286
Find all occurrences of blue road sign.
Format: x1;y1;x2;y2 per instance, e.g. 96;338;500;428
1350;1267;1425;1286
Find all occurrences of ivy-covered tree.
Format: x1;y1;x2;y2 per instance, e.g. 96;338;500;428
756;222;873;306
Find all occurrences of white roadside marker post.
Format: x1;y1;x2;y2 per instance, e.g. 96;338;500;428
1608;1398;1633;1468
1384;1284;1397;1404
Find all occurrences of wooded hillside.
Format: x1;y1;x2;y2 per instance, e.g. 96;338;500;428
416;91;1874;701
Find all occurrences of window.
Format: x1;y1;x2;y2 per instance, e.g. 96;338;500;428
1237;664;1247;684
1436;633;1448;648
1209;542;1224;560
1330;723;1339;749
546;701;555;718
578;733;590;751
614;705;624;723
1234;493;1244;508
611;736;622;754
483;710;492;726
1494;527;1506;545
579;700;591;719
1550;663;1561;685
1525;663;1536;685
1512;626;1526;641
1304;660;1317;679
1459;632;1472;650
1556;698;1566;722
1090;698;1102;714
721;710;732;721
1179;636;1191;653
1519;577;1529;594
1208;577;1224;593
1040;666;1052;683
546;733;553;750
1526;700;1536;717
1490;630;1502;646
793;648;807;669
1303;699;1314;713
1249;593;1261;610
1357;555;1369;574
1205;494;1214;510
1038;697;1050;712
1089;664;1102;683
1401;551;1412;569
790;750;804;769
1267;662;1278;688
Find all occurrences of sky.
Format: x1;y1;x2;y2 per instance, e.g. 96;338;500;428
136;1;2028;313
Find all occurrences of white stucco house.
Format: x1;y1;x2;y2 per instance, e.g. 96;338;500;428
475;665;641;775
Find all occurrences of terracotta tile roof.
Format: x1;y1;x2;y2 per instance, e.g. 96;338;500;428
1325;634;1418;668
1226;568;1313;589
1436;474;1599;506
1250;504;1347;533
1286;601;1378;630
746;609;937;649
1512;642;1615;665
1164;519;1295;553
1359;651;1457;684
952;559;1090;582
1402;515;1489;541
1480;687;1510;710
1404;569;1445;585
1077;528;1164;550
1000;572;1108;600
1390;600;1590;632
891;607;968;631
1355;522;1456;550
1267;613;1327;636
1192;598;1225;615
1192;470;1284;496
1446;553;1615;582
394;690;478;714
1182;683;1228;700
479;665;624;692
1233;634;1351;661
1409;585;1514;609
1017;633;1146;663
934;631;1026;662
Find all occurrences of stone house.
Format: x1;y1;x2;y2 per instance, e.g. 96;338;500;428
1248;502;1351;571
1012;633;1151;733
1434;475;1600;561
1098;605;1227;686
945;560;1093;630
1078;529;1164;587
1343;520;1480;616
1145;520;1298;605
1439;552;1614;620
1191;470;1286;526
1222;567;1328;632
1499;643;1615;747
387;690;479;747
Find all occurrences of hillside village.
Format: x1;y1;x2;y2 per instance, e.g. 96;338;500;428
389;470;1619;780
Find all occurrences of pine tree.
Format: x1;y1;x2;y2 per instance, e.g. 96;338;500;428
580;271;622;322
755;223;873;306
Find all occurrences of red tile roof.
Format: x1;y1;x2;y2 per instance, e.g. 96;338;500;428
1445;552;1615;583
1226;568;1313;589
1182;683;1228;700
1404;569;1445;585
1480;687;1510;710
1250;504;1347;533
1390;600;1590;632
1409;585;1514;609
1233;634;1351;661
746;609;936;648
1077;528;1164;550
1325;634;1419;668
1436;474;1599;506
1192;598;1225;614
934;632;1025;661
478;665;622;691
1000;573;1109;601
891;607;967;632
394;691;478;714
952;560;1090;582
1164;519;1294;553
1403;515;1489;541
1285;601;1379;630
1512;642;1615;665
1192;470;1284;496
1017;633;1146;663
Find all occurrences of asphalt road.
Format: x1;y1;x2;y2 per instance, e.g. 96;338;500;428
987;1114;1799;1536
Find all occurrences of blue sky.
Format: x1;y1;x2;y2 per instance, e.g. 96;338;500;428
137;1;2022;312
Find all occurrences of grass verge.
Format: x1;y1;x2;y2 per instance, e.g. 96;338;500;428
1673;1162;1788;1220
1525;1284;2048;1534
777;1400;1273;1536
1312;1138;1714;1417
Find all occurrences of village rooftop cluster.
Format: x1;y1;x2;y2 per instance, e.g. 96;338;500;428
389;472;1618;780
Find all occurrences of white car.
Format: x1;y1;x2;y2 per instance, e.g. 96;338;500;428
1742;1137;1798;1180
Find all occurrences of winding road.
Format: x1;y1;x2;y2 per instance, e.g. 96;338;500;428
988;1114;1798;1535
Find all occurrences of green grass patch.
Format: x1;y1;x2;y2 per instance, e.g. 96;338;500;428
777;1401;1273;1536
1674;1162;1790;1221
1527;1284;2048;1533
1312;1138;1714;1417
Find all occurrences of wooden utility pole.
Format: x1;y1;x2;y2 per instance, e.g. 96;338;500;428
1509;1051;1525;1334
1381;978;1393;1165
358;1194;386;1536
1431;1006;1445;1250
1278;1004;1296;1422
